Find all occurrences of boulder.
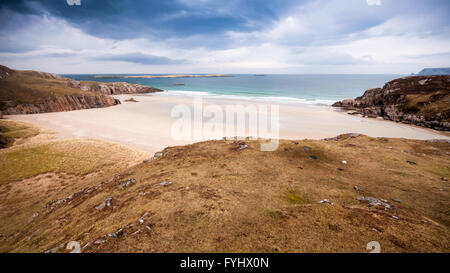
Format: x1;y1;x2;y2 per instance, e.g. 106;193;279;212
95;197;113;210
357;196;391;209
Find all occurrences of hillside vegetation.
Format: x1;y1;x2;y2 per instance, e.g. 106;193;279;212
0;123;448;253
0;65;162;114
0;65;93;110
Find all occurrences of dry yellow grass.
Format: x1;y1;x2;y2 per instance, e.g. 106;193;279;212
0;133;448;253
0;120;41;148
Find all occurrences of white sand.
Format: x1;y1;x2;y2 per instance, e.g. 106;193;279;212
7;93;449;155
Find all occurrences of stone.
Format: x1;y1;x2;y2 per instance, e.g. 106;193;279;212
94;239;106;245
95;197;113;210
309;155;318;160
353;186;360;191
442;177;448;181
154;152;163;158
392;215;400;220
139;212;150;224
392;198;402;203
427;139;450;144
406;160;417;165
302;146;312;151
371;227;384;233
357;196;391;209
44;243;65;254
119;178;136;189
239;144;249;150
159;181;172;187
341;160;347;164
318;199;333;205
338;168;344;171
115;229;126;238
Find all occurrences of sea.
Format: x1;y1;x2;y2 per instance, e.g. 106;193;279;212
63;74;403;105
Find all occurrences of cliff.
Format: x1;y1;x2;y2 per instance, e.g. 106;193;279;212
0;65;162;116
1;94;120;115
67;80;163;95
333;75;450;131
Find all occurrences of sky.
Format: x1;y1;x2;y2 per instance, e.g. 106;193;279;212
0;0;449;74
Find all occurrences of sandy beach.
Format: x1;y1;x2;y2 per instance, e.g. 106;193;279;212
7;93;449;155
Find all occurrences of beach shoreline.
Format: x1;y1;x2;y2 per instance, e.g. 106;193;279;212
6;93;449;155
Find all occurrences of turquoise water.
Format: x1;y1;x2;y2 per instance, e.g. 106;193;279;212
63;74;402;105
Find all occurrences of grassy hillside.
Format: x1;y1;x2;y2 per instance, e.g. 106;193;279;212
0;126;448;253
405;90;450;122
0;65;94;110
0;120;41;148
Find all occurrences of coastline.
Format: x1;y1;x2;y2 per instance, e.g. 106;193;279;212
6;93;449;155
93;74;230;79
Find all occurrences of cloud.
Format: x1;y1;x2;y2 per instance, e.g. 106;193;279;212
366;0;381;6
91;53;188;65
0;0;449;74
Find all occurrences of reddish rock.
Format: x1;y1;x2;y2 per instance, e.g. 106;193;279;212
67;81;163;95
333;75;450;131
2;95;121;115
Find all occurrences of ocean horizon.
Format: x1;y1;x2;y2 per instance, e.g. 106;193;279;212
63;74;404;105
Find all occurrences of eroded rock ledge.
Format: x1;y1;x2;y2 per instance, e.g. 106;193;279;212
0;64;164;116
67;81;163;95
1;94;120;115
333;75;450;131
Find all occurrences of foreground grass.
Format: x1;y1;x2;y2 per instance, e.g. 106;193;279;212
0;120;148;185
0;139;148;185
0;133;448;253
0;120;41;148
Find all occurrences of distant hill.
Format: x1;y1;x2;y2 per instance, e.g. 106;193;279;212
0;65;162;115
416;68;450;75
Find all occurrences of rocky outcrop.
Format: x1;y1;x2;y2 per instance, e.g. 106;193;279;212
1;95;120;115
67;81;163;95
0;64;163;115
333;75;450;131
0;65;14;80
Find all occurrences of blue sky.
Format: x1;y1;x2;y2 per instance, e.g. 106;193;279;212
0;0;449;74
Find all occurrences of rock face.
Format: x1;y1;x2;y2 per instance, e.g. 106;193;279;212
333;75;450;131
67;81;163;95
0;64;163;115
1;95;120;115
0;65;14;80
